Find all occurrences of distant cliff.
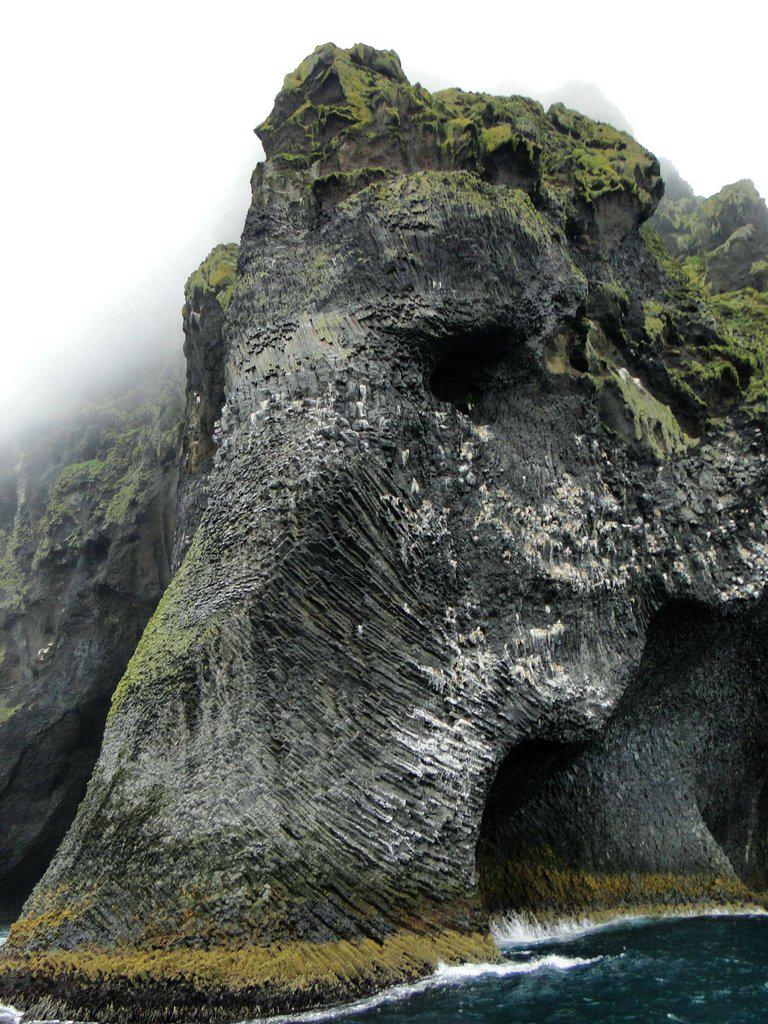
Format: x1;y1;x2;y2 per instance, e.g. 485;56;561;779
652;175;768;292
0;370;182;917
1;42;768;1024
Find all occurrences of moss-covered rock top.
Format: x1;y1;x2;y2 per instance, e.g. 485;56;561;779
183;243;239;318
251;45;768;436
645;174;768;420
653;179;768;293
256;42;662;224
182;243;239;474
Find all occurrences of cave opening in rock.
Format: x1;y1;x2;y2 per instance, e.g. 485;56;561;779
427;329;531;423
475;737;583;918
475;598;768;922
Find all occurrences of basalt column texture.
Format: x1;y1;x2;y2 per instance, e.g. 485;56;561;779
3;43;768;1023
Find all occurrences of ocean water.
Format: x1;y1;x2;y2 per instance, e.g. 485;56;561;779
2;916;768;1022
267;914;768;1024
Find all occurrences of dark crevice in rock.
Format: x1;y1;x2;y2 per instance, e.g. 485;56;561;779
427;331;534;424
476;597;768;919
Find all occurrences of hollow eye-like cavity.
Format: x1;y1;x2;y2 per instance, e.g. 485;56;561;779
427;330;530;423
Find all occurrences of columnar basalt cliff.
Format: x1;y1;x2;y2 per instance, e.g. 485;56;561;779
2;43;768;1023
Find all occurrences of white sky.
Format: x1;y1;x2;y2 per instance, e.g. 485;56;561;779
2;0;766;425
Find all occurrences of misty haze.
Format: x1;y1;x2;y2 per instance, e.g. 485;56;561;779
1;3;767;1023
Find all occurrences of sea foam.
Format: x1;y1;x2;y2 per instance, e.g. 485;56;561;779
255;952;601;1022
492;907;768;948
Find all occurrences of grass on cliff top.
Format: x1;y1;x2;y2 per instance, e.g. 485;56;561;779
639;225;768;419
184;243;239;313
256;42;659;213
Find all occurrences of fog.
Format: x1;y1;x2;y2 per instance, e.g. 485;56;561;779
3;0;765;432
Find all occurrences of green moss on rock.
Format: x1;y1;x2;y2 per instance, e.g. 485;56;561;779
751;260;768;291
637;224;768;422
0;703;19;725
255;43;661;220
109;531;208;717
184;244;239;315
586;322;695;458
0;375;181;598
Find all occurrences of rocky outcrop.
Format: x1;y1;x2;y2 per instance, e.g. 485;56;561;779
652;177;768;293
180;245;238;477
0;370;182;919
174;244;239;568
649;174;768;418
2;42;768;1023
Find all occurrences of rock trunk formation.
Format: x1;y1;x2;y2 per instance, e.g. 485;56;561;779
1;42;768;1023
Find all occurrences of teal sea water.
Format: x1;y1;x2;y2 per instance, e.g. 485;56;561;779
267;915;768;1024
1;916;768;1022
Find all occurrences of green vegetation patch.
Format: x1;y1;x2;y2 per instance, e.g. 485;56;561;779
0;372;181;606
585;322;695;458
184;243;239;313
255;43;660;217
633;226;768;422
109;531;208;718
0;703;20;724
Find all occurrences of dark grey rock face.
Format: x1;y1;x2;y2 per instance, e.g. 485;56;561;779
1;41;767;1024
479;599;768;914
0;372;182;916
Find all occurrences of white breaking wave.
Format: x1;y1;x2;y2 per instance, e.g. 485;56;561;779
0;931;20;1024
492;907;768;947
0;953;600;1024
432;954;601;979
492;913;647;946
252;953;601;1023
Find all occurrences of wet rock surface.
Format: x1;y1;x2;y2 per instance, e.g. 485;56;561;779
1;42;768;1023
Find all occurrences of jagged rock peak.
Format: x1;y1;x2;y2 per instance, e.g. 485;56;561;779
652;176;768;294
255;41;663;233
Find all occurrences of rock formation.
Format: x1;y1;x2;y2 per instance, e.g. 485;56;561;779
652;177;768;293
1;42;768;1023
0;371;182;919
